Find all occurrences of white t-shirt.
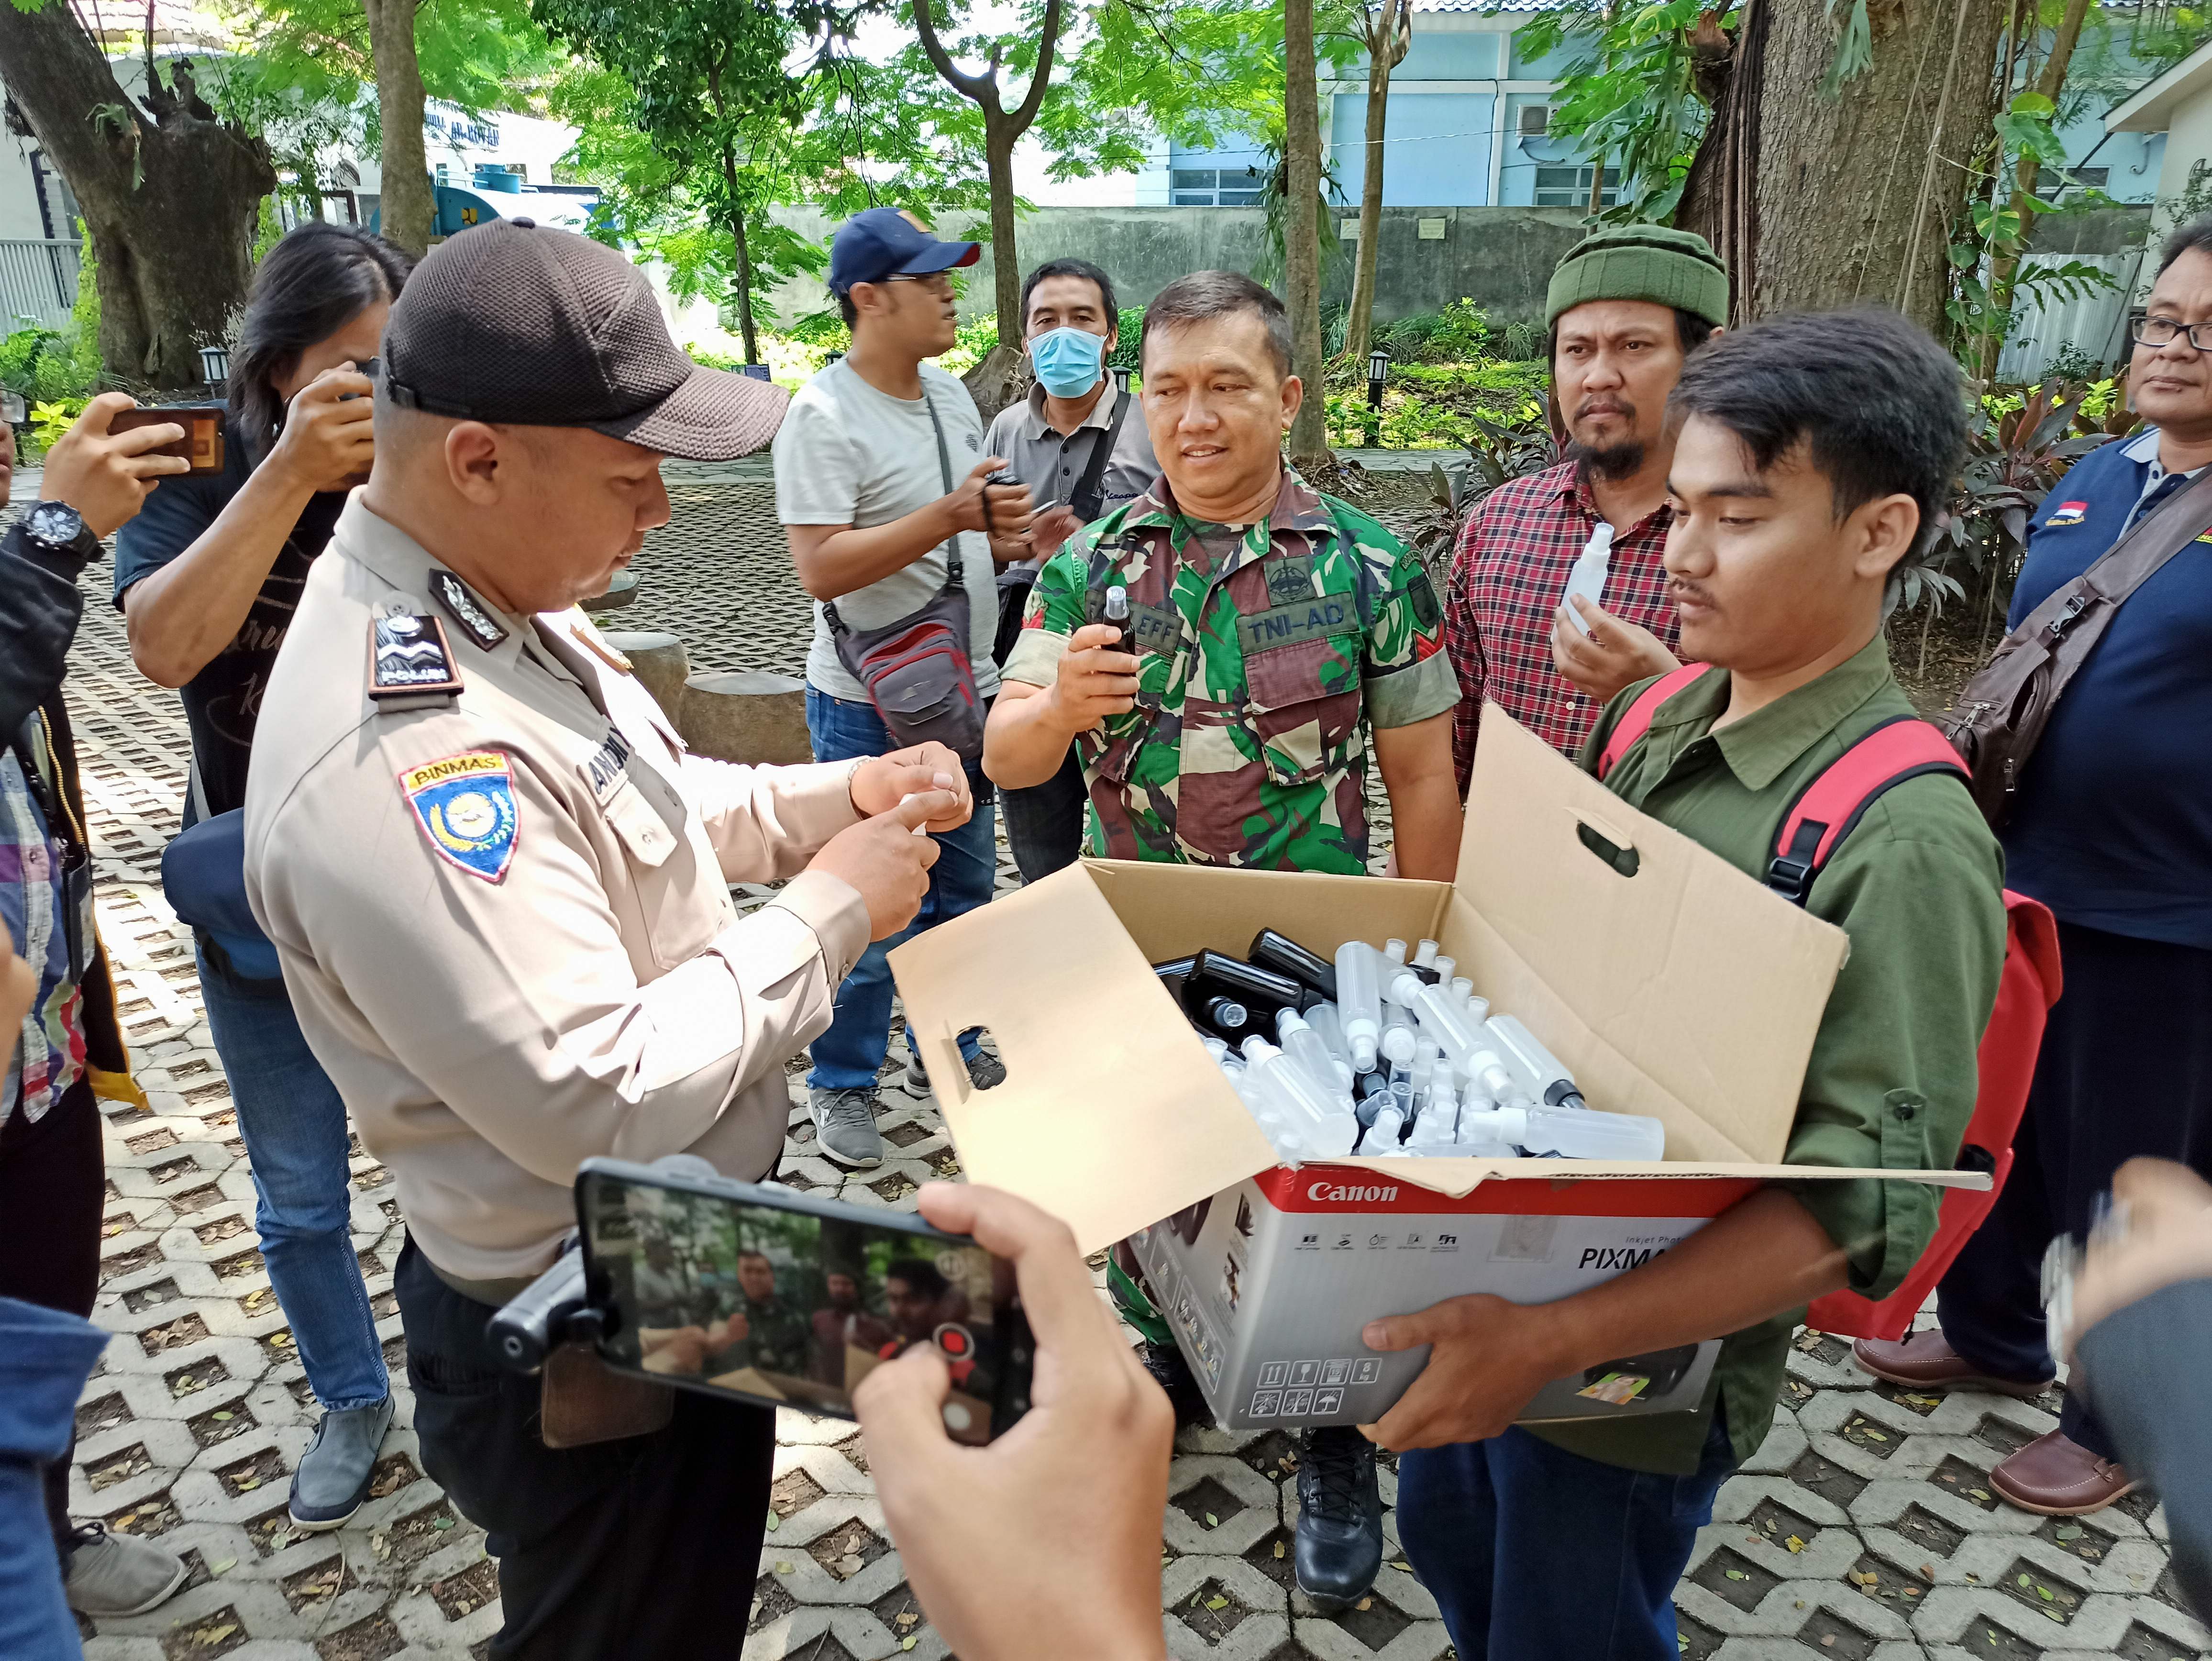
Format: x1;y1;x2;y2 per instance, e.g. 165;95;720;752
773;358;1000;702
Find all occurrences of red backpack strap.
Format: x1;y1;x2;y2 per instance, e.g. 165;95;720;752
1767;717;1970;904
1595;664;1714;780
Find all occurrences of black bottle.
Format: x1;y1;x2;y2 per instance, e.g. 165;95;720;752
1248;928;1337;1001
1187;951;1304;1021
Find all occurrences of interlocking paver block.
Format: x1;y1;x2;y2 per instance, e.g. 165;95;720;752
34;497;2190;1661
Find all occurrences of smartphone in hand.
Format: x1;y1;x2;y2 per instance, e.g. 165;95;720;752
110;405;224;475
575;1158;1034;1444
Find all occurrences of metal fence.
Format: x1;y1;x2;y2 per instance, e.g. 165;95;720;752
0;238;84;332
1995;253;2141;384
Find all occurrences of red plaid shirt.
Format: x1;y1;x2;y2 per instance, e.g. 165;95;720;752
1445;458;1681;786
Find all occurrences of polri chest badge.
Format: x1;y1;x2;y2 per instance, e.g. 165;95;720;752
366;613;464;707
430;570;509;651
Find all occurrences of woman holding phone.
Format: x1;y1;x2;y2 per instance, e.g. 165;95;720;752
114;222;414;1532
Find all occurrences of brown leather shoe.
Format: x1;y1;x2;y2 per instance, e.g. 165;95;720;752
1991;1430;2137;1515
1850;1330;2052;1398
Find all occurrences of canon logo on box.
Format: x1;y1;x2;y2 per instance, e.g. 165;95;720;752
1306;1180;1400;1205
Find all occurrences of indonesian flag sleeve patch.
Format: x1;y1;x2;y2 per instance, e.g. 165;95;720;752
400;751;519;882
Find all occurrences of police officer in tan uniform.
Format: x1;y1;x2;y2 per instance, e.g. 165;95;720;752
243;218;969;1657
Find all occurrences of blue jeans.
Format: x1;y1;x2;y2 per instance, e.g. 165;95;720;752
1395;1417;1735;1661
196;947;389;1411
804;688;997;1092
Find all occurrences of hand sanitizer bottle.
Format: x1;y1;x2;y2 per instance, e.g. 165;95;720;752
1484;1014;1587;1109
1240;1037;1360;1158
1561;520;1614;636
1333;941;1382;1074
1276;1009;1354;1108
1460;1103;1663;1161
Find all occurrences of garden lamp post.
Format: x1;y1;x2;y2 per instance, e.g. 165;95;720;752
1366;346;1391;448
198;343;230;394
1112;364;1132;397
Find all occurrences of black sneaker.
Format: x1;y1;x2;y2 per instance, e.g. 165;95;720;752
903;1048;1006;1097
1294;1424;1382;1610
1139;1341;1213;1429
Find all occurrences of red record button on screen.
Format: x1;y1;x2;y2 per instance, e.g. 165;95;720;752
934;1323;973;1357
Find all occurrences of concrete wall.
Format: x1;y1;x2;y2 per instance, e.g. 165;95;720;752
762;202;1589;330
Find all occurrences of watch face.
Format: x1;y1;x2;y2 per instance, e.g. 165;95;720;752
26;500;86;547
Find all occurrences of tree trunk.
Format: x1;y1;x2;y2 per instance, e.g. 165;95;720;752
363;0;431;255
1682;0;2006;338
1976;0;2093;384
714;134;761;363
984;114;1023;354
0;0;274;390
1344;0;1408;370
1283;0;1331;472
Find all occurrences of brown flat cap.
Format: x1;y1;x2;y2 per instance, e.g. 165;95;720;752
382;216;788;459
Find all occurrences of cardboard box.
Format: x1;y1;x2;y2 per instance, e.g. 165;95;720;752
891;710;1990;1430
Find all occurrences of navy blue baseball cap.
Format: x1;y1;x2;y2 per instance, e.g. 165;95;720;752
828;208;980;296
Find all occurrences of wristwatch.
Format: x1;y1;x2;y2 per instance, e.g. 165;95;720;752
20;500;102;571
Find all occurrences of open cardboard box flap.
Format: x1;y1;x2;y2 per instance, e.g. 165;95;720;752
892;709;1985;1255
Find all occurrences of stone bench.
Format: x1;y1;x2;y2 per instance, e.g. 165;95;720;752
581;569;639;612
676;670;811;766
596;631;692;722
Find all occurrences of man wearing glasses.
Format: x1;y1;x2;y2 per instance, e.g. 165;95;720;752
774;209;1036;1169
1855;218;2212;1518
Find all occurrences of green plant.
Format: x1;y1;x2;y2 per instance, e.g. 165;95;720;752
0;323;100;406
30;398;90;451
1897;372;2136;674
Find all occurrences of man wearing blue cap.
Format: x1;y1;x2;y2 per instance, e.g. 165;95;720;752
775;209;1037;1167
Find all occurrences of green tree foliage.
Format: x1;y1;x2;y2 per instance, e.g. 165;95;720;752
1509;0;1736;224
228;0;561;188
532;0;869;361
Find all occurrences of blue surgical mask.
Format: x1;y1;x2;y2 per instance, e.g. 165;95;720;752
1029;326;1106;399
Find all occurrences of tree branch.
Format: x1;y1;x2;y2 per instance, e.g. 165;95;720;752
911;0;997;109
1008;0;1064;135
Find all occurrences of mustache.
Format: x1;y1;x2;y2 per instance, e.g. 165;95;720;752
1668;577;1714;609
1574;396;1636;423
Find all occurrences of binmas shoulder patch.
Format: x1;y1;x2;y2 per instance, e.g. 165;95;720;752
399;751;518;882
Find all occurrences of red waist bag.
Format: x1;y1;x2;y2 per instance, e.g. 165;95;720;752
1598;665;2063;1341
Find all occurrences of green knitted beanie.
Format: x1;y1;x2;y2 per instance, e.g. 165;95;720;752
1544;224;1730;331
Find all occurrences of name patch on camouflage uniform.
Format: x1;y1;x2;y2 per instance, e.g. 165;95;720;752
1236;594;1358;655
1128;603;1181;653
399;751;518;883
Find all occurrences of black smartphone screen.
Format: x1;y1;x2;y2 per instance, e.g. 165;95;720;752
575;1161;1026;1444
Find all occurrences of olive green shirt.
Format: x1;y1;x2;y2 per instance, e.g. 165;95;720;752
1534;635;2006;1475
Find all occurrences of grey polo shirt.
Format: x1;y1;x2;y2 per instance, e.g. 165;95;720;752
982;381;1161;585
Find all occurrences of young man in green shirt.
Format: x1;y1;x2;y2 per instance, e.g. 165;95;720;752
1368;309;2008;1660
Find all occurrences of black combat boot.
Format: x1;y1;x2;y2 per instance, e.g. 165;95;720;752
1293;1424;1382;1610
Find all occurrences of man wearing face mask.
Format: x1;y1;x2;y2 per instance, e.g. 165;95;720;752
982;259;1160;882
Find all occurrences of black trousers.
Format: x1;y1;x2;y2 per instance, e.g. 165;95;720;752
992;576;1090;885
0;1078;103;1558
1937;920;2212;1460
395;1238;774;1660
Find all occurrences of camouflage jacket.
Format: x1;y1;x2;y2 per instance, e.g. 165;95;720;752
1001;467;1458;871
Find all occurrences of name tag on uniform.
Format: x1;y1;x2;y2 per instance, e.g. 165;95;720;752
1237;595;1357;656
399;751;518;882
582;726;632;806
1129;602;1181;653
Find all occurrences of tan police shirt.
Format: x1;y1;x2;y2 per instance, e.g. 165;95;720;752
243;496;871;1283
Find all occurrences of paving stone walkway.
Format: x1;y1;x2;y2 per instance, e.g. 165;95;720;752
44;483;2206;1661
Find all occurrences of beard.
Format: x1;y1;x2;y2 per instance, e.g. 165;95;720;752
1567;435;1648;482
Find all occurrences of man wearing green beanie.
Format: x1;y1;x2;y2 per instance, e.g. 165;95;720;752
1442;224;1726;786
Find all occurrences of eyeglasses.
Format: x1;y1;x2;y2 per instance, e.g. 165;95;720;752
2133;316;2212;351
885;272;955;298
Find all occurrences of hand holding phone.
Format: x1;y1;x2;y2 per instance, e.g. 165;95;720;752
853;1183;1174;1661
270;363;376;493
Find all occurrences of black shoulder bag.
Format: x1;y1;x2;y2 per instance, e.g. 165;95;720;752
822;390;987;761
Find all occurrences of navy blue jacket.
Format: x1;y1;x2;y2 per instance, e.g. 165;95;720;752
2003;432;2212;950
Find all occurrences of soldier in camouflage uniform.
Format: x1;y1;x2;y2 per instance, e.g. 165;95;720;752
982;269;1462;1617
986;278;1461;879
